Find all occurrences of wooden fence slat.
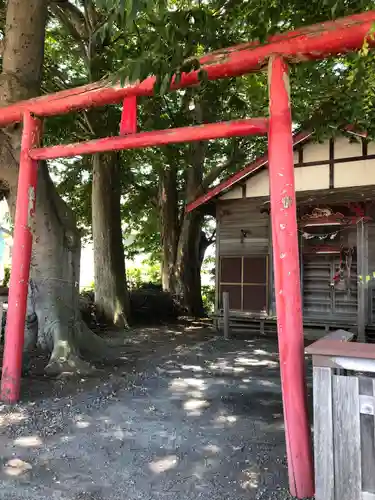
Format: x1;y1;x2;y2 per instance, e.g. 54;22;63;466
362;413;375;494
358;379;375;494
333;375;361;500
313;367;334;500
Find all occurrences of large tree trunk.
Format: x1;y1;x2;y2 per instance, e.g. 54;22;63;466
92;152;129;327
48;1;131;330
0;0;110;375
175;135;206;317
174;140;206;317
86;27;130;328
178;211;205;317
6;162;107;374
159;165;179;293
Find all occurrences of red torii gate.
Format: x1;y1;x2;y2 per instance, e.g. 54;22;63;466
1;10;375;498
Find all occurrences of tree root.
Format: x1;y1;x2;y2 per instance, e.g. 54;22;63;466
76;320;129;363
33;317;131;376
45;353;95;377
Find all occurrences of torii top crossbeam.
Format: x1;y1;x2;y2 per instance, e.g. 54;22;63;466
0;11;373;127
1;10;374;500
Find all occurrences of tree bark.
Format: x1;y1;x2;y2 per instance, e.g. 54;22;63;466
175;137;207;317
88;21;129;328
92;152;129;327
158;175;207;316
178;210;205;317
180;122;206;315
0;0;110;375
50;1;130;329
156;98;208;315
7;162;108;374
159;165;179;293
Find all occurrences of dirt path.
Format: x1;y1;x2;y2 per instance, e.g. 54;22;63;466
0;326;312;499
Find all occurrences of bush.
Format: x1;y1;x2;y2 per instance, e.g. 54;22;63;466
129;287;183;322
79;283;183;329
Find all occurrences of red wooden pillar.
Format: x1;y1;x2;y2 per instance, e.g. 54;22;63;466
1;112;41;404
267;56;314;498
120;96;137;135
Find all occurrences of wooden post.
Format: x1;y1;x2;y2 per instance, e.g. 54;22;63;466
313;365;334;500
223;291;230;339
306;331;371;500
214;220;221;331
1;112;41;403
268;56;314;498
357;219;367;342
120;96;137;135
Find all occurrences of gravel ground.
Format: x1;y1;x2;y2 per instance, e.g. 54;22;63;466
0;326;313;500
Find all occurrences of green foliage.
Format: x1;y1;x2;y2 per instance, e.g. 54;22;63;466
45;0;375;306
126;266;143;288
147;260;162;284
201;285;215;314
126;259;161;289
202;254;215;277
201;252;215;313
2;265;10;288
81;280;95;292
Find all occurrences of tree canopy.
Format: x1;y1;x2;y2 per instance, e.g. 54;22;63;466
17;0;375;316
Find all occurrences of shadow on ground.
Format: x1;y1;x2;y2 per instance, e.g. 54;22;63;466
0;326;313;500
